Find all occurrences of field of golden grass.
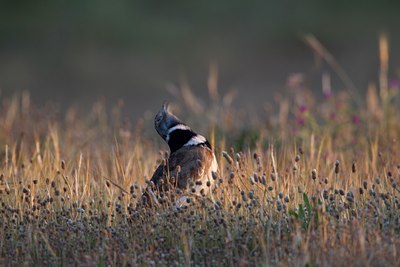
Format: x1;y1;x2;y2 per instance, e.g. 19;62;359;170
0;81;399;266
0;38;399;266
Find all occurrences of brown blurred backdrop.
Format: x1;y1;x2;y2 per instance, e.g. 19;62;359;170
1;0;399;116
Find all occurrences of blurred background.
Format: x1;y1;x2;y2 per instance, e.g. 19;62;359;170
1;0;399;117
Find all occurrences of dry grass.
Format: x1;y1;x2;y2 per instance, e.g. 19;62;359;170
0;41;400;266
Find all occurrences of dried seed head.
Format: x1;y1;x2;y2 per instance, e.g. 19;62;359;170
375;177;381;185
363;181;368;190
222;151;233;165
352;161;356;173
334;189;339;195
235;153;241;162
311;169;317;180
200;189;205;196
248;190;254;199
295;155;300;162
261;175;266;185
323;189;328;200
61;160;66;170
346;191;354;202
334;160;340;174
276;200;282;211
253;173;259;183
249;176;255;185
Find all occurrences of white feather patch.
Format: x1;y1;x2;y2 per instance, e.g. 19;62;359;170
168;124;191;134
184;135;207;146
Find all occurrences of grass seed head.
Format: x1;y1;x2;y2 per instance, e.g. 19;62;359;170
312;169;317;180
335;160;340;174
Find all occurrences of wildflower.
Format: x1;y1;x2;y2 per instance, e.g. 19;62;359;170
389;79;400;90
351;115;361;125
299;104;308;113
296;116;305;126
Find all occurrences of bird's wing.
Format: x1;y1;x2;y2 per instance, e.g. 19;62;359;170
140;145;215;206
165;145;214;188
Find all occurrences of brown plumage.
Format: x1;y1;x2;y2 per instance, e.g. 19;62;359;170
141;145;216;207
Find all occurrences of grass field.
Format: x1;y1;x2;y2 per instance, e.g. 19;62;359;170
0;46;400;266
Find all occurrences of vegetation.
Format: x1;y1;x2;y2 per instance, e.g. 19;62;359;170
0;39;399;266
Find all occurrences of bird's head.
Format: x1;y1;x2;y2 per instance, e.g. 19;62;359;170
154;102;184;141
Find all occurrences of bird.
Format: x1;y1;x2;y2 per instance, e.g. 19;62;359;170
140;102;218;208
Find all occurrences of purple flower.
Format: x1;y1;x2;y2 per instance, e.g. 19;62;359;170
323;90;333;99
351;115;361;125
389;79;400;90
296;116;305;126
299;104;308;113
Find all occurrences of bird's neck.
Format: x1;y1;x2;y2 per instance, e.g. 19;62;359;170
167;129;197;153
165;124;211;153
